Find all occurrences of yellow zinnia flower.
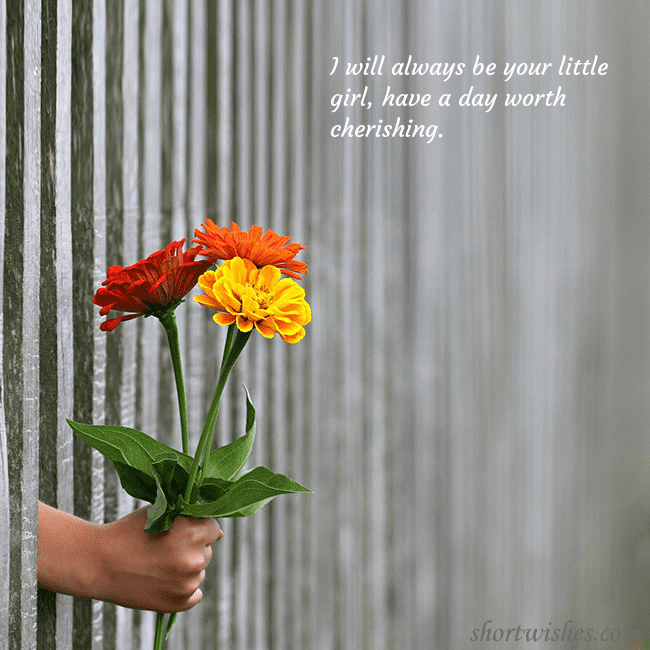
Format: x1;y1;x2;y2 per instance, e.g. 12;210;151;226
194;257;311;344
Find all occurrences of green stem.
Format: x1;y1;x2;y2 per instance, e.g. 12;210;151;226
184;328;252;500
220;322;237;374
154;613;165;650
156;310;189;645
165;612;177;640
160;310;190;455
165;326;248;641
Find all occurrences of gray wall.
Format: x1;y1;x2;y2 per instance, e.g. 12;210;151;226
2;1;650;649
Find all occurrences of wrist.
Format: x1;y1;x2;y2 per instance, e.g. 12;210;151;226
88;517;132;605
80;518;115;602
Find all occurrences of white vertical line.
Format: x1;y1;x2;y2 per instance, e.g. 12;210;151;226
213;3;234;647
217;0;232;223
170;5;188;542
451;3;470;643
270;0;285;230
118;1;138;647
187;0;206;469
307;2;331;645
121;0;139;433
410;4;445;647
270;3;288;648
92;0;107;647
235;1;251;231
290;0;305;237
55;0;73;519
175;8;199;646
339;2;363;648
92;0;106;516
55;0;74;645
143;0;162;237
22;0;41;647
172;0;187;240
170;18;191;644
0;0;8;640
186;4;214;650
140;0;163;481
139;2;163;648
367;5;388;648
141;0;162;446
232;6;252;647
385;4;413;647
169;0;192;629
122;0;139;235
289;3;307;647
252;0;266;230
251;2;269;648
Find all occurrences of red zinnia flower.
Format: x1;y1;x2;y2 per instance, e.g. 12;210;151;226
192;220;308;280
94;239;213;331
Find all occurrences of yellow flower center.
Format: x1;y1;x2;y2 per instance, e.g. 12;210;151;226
253;287;271;308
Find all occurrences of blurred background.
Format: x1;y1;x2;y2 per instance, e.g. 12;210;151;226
2;1;650;649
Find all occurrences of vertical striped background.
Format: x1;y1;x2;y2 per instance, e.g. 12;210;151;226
2;1;650;649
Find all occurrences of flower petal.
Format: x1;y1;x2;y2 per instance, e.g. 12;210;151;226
93;240;212;331
192;221;308;279
214;313;236;327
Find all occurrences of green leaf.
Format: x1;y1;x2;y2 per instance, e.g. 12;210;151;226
67;420;194;476
201;386;256;481
199;477;228;502
179;465;311;518
226;498;274;518
145;464;176;534
112;461;158;503
144;453;199;534
152;452;193;501
68;420;197;534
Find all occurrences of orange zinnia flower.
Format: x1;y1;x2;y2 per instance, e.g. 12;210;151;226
194;257;311;344
193;220;308;280
94;239;213;331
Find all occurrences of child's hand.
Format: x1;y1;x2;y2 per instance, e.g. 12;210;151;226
94;507;223;612
38;502;223;612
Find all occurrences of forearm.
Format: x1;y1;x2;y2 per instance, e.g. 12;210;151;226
37;501;104;599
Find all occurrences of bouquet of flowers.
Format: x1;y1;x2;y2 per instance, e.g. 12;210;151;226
67;221;311;649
